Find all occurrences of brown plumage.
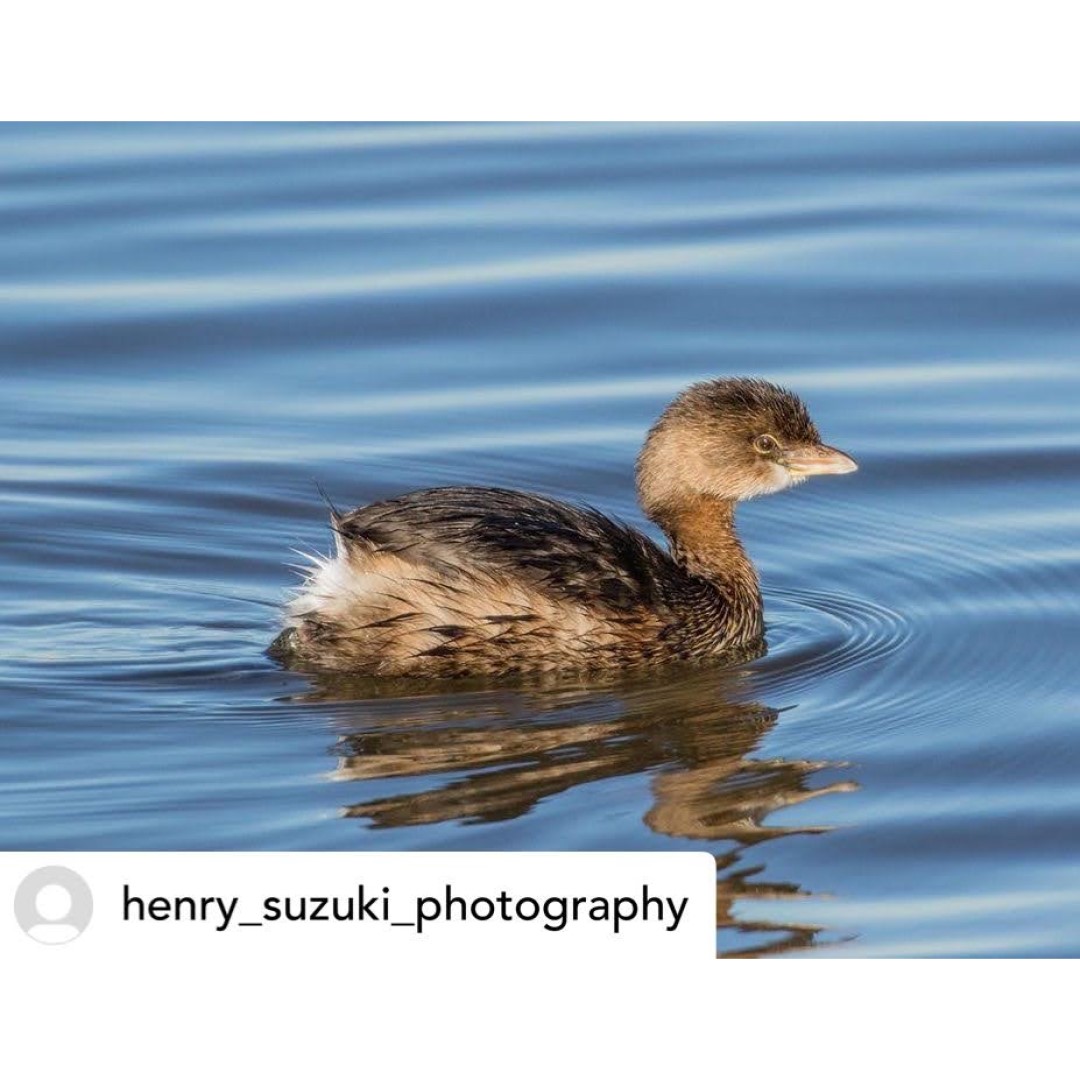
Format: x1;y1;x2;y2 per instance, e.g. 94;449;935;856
270;377;857;677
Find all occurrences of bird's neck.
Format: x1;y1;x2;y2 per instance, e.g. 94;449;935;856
653;494;763;639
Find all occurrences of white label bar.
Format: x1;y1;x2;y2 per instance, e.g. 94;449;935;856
4;852;716;966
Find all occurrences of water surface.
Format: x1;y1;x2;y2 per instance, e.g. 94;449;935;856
2;122;1078;957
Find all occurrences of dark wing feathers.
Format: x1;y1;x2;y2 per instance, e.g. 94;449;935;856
336;486;684;615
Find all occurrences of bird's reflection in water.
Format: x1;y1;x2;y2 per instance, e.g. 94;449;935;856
292;665;857;956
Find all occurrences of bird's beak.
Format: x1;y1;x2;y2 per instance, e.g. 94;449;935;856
783;443;859;476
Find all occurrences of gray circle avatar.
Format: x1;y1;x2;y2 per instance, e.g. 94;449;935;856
14;866;93;945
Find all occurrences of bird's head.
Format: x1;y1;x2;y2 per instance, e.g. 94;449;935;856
636;377;857;521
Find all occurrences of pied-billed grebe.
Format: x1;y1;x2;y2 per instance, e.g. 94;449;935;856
272;377;856;677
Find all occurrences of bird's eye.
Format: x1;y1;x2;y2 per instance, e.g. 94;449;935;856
753;434;779;454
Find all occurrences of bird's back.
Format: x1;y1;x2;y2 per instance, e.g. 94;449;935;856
276;486;726;676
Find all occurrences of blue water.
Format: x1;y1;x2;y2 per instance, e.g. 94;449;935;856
2;123;1078;957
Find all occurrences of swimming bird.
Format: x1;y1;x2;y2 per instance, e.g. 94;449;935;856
271;377;856;677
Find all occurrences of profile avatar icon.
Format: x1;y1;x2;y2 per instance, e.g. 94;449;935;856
14;866;93;945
